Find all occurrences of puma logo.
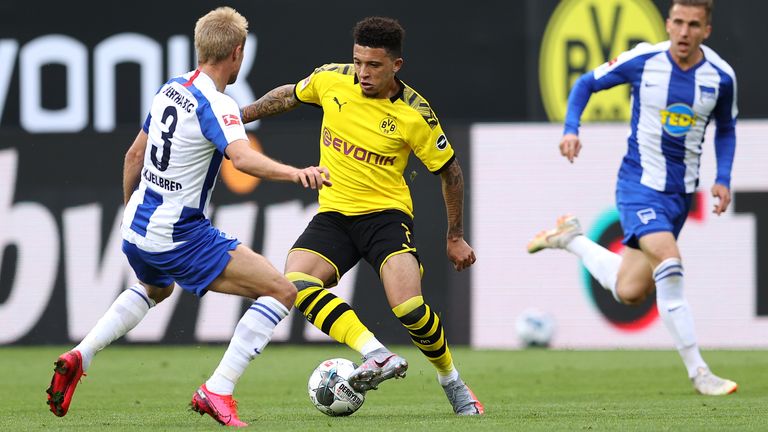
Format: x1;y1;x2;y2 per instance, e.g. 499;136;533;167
333;96;348;112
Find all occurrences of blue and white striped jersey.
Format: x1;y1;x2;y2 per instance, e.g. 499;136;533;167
564;41;737;193
121;69;247;252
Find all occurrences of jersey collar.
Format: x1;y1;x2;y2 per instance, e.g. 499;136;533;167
390;77;404;103
665;49;707;73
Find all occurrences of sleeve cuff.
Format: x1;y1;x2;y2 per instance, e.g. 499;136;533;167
433;154;456;175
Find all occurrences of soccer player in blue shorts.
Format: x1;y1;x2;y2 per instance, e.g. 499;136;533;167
527;0;738;396
46;7;331;426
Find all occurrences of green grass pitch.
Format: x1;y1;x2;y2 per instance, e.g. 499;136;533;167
2;345;767;431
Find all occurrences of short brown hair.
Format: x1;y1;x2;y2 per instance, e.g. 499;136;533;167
353;17;405;58
194;7;248;64
670;0;713;24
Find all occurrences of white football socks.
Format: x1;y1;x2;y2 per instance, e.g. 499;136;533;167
565;235;622;301
205;296;289;395
74;284;156;371
359;337;386;357
654;258;707;378
437;364;460;386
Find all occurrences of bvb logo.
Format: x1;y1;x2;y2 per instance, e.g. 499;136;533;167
539;0;666;122
379;116;397;134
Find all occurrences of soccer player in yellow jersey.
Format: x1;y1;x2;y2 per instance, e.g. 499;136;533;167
240;16;483;415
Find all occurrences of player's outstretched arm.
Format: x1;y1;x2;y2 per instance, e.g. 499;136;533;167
226;139;331;189
440;159;476;272
241;84;300;123
123;130;148;204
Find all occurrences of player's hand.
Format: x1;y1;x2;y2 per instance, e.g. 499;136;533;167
295;166;332;189
711;183;731;215
447;237;476;272
560;133;581;163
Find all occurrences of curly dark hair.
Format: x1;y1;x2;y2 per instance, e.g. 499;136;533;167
352;16;405;58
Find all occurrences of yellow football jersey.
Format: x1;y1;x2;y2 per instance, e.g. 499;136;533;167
295;63;455;217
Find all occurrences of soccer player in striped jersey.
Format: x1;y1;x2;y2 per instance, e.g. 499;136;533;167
528;0;738;396
46;7;330;426
239;16;483;415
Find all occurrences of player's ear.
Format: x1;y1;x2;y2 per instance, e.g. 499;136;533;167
232;44;243;62
393;57;403;73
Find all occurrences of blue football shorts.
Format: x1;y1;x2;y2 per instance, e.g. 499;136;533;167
615;180;693;249
122;225;240;297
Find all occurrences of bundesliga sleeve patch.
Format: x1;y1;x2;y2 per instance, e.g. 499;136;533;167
435;134;448;151
222;114;241;126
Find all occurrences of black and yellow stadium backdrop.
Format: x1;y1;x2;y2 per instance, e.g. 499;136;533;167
0;0;764;344
0;0;763;132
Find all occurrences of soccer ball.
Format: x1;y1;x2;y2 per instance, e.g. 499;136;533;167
308;358;366;416
515;308;556;347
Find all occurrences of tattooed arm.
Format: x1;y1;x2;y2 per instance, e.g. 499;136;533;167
440;158;476;271
240;84;300;124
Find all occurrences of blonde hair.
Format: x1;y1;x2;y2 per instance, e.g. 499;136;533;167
194;7;248;64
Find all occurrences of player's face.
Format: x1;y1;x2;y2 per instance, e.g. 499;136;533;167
353;44;403;98
666;5;711;66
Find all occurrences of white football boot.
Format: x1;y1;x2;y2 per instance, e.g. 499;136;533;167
527;214;583;253
691;367;738;396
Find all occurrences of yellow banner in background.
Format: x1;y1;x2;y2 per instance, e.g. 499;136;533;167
540;0;666;122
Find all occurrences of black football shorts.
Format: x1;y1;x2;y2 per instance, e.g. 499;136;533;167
291;209;421;286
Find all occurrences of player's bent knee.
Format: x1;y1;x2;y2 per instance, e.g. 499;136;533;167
621;293;647;305
145;283;175;304
263;277;297;309
282;280;298;305
616;283;650;305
